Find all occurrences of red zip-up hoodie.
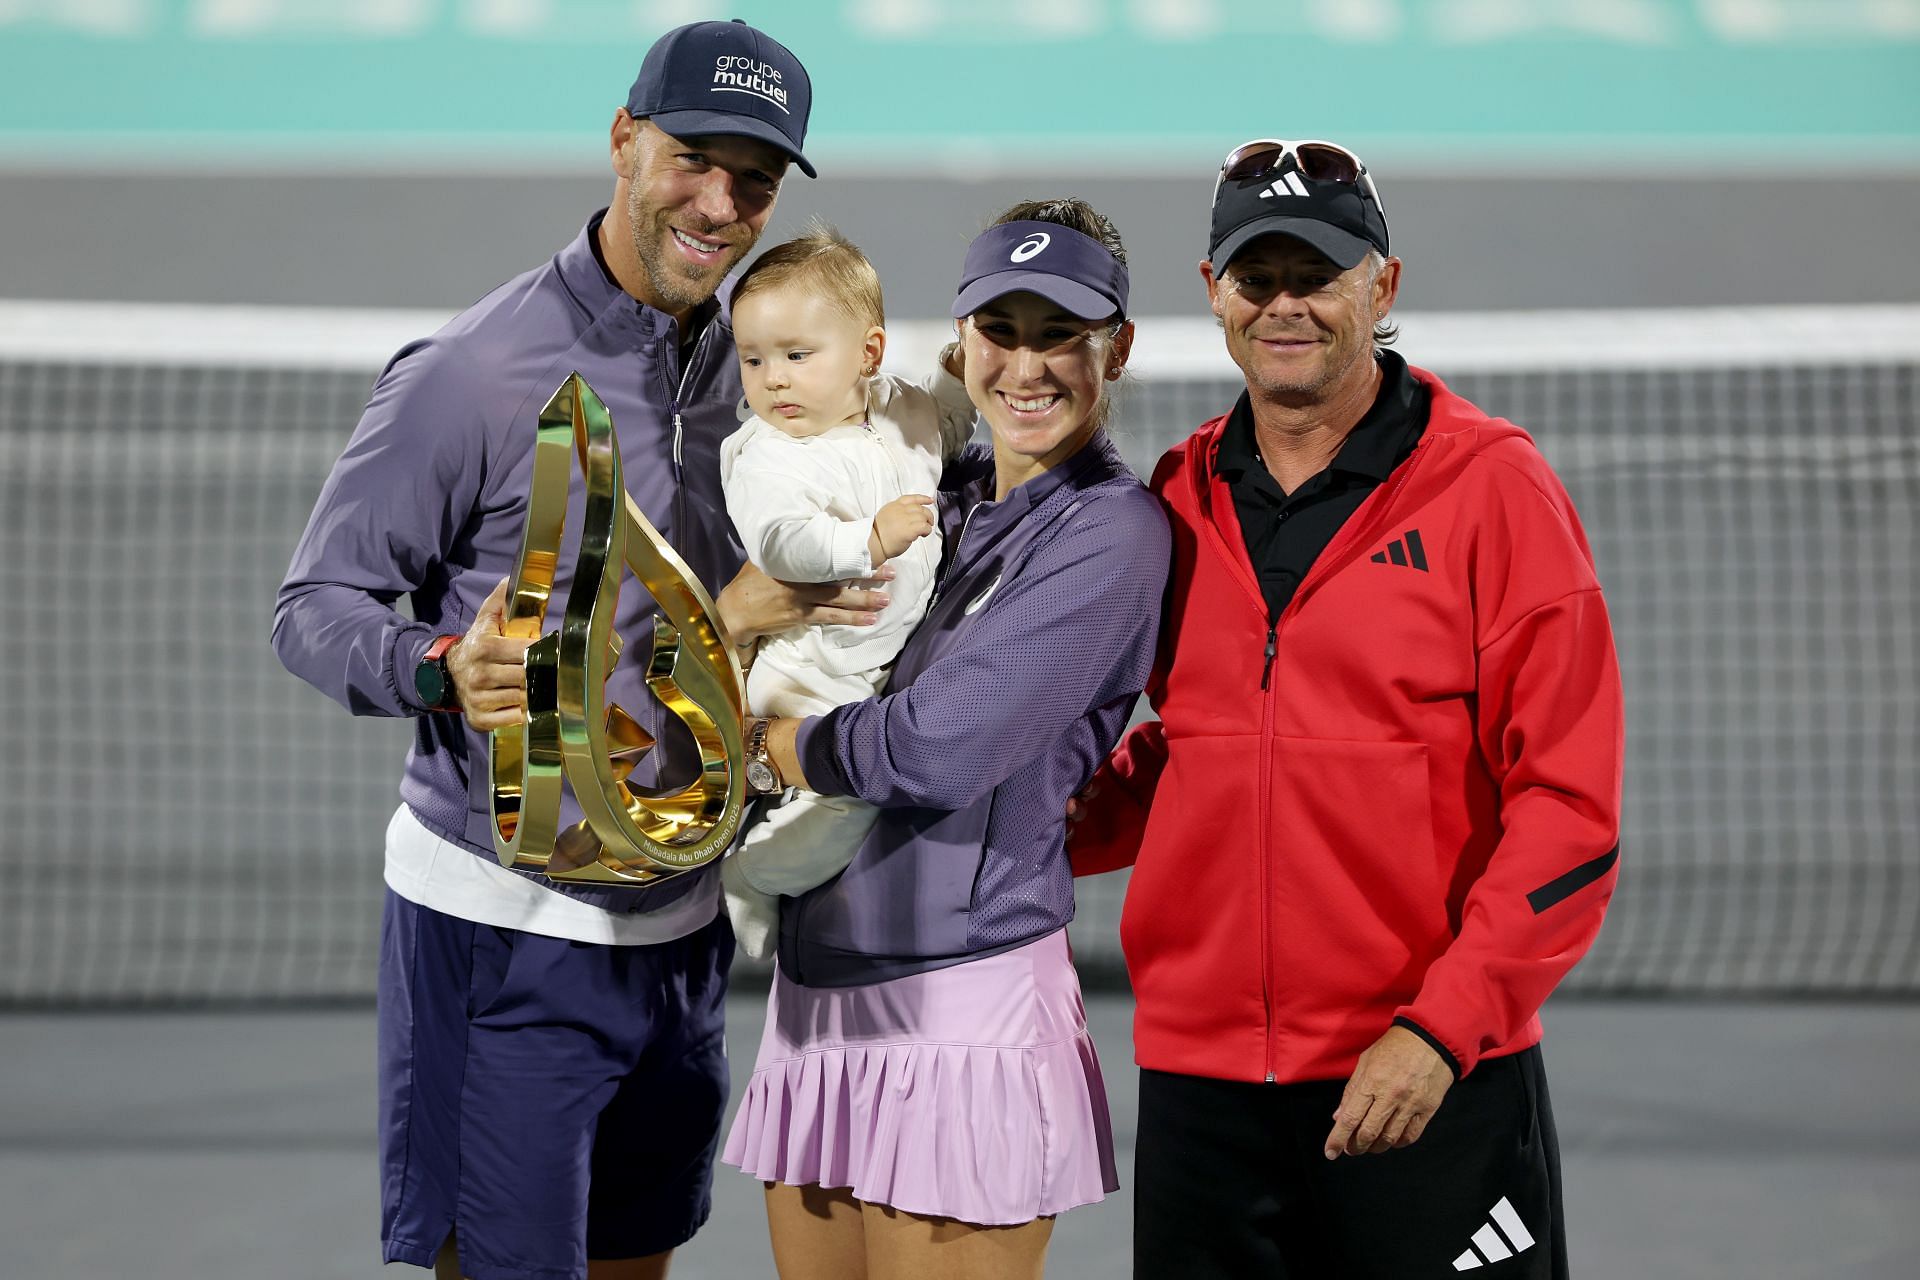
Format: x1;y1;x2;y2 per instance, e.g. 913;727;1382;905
1072;366;1623;1083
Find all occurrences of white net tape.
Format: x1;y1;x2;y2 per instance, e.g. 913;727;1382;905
4;302;1917;1001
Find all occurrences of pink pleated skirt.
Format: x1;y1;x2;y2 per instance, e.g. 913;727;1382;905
722;928;1119;1226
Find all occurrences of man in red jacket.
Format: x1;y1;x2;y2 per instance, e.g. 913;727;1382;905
1071;140;1623;1278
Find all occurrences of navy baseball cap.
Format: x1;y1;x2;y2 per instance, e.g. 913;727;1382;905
626;19;815;178
950;221;1130;322
1208;152;1389;270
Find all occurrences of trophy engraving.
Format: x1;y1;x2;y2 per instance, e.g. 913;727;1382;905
490;373;746;884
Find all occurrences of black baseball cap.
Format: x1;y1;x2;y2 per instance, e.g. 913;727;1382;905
626;19;815;178
1208;161;1388;270
950;221;1130;322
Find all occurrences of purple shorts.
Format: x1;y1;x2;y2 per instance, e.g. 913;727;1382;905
378;889;732;1280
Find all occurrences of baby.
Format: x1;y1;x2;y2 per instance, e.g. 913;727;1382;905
720;225;976;959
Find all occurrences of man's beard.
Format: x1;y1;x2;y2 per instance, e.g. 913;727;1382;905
627;182;751;314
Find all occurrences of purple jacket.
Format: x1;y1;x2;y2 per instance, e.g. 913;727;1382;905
272;213;747;912
780;433;1171;985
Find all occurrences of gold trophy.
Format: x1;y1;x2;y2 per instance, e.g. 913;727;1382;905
489;373;746;884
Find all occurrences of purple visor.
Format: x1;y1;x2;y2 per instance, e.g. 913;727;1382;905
950;221;1129;322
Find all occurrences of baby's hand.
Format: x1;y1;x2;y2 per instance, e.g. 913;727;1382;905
868;494;936;565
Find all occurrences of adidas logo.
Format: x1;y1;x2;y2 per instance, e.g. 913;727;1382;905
1258;171;1311;199
1370;528;1429;571
1452;1196;1535;1270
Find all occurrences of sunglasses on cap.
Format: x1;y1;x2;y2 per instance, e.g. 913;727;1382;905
1212;138;1388;222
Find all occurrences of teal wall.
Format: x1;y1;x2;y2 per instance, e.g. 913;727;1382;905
5;1;1917;167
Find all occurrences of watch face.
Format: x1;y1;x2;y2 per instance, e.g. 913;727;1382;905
747;760;777;793
414;660;447;709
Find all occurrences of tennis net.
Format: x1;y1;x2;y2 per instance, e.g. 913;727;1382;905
3;300;1915;1002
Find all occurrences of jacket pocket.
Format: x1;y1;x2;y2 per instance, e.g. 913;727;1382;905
1267;737;1447;1017
1119;735;1268;1025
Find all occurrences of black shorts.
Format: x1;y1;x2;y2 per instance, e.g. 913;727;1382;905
1134;1046;1568;1279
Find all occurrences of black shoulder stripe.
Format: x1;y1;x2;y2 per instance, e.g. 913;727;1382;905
1526;846;1619;914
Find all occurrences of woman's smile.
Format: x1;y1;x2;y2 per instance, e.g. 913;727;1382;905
999;391;1067;419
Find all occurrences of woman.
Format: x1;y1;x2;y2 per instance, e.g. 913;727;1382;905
719;198;1170;1279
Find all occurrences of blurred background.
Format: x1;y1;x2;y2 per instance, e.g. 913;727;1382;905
3;2;1917;1277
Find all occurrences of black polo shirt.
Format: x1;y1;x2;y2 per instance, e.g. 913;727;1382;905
1215;350;1430;624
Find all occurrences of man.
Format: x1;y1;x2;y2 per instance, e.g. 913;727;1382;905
274;21;877;1280
1070;139;1623;1277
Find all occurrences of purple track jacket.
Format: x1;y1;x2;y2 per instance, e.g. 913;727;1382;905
781;434;1172;985
273;213;748;913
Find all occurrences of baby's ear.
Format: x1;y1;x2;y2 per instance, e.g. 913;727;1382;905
862;325;887;377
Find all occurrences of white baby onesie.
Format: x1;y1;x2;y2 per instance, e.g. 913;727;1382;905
718;368;976;957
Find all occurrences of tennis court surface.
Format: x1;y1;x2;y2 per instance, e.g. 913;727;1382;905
4;994;1915;1279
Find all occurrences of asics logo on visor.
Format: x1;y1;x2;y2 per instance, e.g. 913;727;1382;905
1010;232;1050;262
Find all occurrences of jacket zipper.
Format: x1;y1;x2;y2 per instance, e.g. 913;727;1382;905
1257;614;1279;1081
929;503;980;607
667;319;709;540
862;420;900;491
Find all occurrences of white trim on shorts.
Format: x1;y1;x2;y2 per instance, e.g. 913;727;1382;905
382;804;718;945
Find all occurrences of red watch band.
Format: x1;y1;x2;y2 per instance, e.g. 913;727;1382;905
417;634;462;712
